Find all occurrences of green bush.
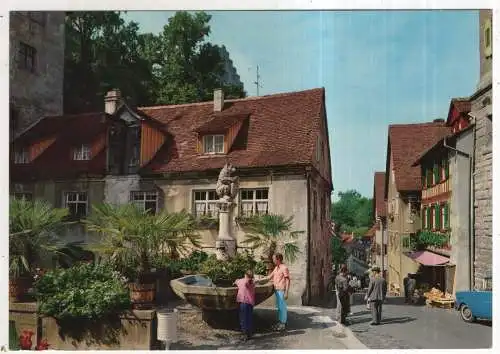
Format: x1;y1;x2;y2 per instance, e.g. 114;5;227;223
34;263;130;321
199;251;262;285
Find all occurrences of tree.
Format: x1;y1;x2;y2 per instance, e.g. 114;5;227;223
330;236;347;269
84;203;201;281
153;11;246;104
241;214;303;264
63;11;246;113
9;198;69;278
331;190;373;238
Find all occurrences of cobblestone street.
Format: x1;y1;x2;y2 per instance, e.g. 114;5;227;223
346;297;492;349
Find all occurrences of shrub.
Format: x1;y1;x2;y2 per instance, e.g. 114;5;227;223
34;263;130;321
199;251;261;285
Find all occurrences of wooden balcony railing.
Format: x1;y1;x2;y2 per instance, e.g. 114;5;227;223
422;179;450;200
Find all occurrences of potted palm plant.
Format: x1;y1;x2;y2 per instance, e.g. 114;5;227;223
9;198;69;301
84;203;200;309
241;214;303;272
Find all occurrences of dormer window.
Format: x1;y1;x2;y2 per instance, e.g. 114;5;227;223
203;134;224;154
14;148;29;164
73;144;91;161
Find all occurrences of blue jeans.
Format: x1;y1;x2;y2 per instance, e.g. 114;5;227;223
275;290;287;324
239;303;254;335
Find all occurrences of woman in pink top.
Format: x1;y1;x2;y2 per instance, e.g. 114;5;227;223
234;269;256;340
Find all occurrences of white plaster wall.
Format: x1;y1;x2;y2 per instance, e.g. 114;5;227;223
155;174;309;305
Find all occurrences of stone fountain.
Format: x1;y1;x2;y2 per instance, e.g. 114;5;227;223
170;163;274;327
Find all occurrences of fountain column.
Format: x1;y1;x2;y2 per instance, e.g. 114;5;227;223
214;163;239;261
215;200;236;260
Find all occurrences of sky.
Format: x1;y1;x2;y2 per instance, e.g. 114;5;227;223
123;10;479;199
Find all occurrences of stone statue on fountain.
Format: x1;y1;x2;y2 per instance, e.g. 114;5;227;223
215;163;239;260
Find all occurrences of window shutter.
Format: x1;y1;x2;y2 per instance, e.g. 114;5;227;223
422;207;426;228
433;163;439;184
196;134;202;153
443;203;449;229
422;169;427;188
484;18;492;58
435;204;441;230
426;207;431;230
444;160;449;179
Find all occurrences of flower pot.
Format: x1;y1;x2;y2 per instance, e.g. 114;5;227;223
129;282;156;310
9;277;33;301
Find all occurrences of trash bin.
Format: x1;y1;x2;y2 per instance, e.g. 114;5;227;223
157;308;178;348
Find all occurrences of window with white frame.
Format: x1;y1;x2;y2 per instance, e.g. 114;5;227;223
130;191;158;214
203;135;224;154
73;144;91;161
240;189;269;217
193;190;218;218
14;149;29;164
64;192;88;219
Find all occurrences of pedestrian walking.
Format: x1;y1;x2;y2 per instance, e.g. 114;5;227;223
365;266;387;325
234;270;256;340
335;265;352;325
407;274;417;304
260;253;290;331
403;274;410;303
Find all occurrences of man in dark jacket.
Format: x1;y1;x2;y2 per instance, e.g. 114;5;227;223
403;274;410;303
335;265;351;325
365;266;387;325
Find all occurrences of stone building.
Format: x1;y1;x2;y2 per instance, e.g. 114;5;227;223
9;11;65;139
384;121;450;295
471;9;492;289
10;88;333;306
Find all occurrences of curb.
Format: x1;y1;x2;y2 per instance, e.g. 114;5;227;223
331;322;368;349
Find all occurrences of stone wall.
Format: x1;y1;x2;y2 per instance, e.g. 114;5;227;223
9;302;157;350
472;88;493;289
10;12;65;135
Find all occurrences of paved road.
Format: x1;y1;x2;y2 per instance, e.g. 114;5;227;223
171;305;359;350
346;297;492;349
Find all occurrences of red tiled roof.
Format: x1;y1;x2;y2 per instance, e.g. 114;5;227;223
446;97;471;126
388;122;451;192
373;172;386;217
11;113;109;181
11;88;331;184
139;88;329;182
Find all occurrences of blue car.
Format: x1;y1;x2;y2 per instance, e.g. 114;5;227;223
455;290;492;323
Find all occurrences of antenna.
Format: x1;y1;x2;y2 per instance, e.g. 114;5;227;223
253;65;263;96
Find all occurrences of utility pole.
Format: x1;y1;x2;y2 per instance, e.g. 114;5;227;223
253;65;262;96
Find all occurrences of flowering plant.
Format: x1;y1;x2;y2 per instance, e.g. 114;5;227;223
18;330;50;350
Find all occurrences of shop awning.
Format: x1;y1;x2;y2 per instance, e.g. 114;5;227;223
406;250;449;266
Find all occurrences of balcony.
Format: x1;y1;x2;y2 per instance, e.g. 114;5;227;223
422;179;450;201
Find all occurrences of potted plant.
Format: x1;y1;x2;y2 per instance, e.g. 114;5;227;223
84;203;200;309
9;198;69;301
241;214;303;272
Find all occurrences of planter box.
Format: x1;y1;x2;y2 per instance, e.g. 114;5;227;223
9;302;158;350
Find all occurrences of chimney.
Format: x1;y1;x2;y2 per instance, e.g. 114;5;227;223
433;118;445;123
214;89;224;112
104;89;122;115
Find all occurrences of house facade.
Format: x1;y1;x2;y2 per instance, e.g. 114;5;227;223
10;88;333;306
384;121;450;295
371;172;387;276
10;11;65;139
411;98;474;294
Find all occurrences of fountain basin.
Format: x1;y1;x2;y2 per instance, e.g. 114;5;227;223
170;275;274;311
